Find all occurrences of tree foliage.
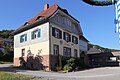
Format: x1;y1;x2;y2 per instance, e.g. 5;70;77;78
0;30;14;39
0;30;14;62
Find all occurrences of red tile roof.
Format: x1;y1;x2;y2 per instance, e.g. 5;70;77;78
13;4;79;35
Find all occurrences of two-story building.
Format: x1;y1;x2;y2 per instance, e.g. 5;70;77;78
13;4;88;71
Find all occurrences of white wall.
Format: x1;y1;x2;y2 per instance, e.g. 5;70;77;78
14;22;49;48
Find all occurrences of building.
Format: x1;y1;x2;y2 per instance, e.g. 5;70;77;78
13;4;88;71
87;47;120;67
0;37;4;53
0;37;13;53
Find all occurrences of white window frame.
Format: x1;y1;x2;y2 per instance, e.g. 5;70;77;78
53;44;59;55
55;29;60;38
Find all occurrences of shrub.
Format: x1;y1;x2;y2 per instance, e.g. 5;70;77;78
63;58;76;72
63;64;72;72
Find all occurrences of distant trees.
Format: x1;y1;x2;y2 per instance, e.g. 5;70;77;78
0;30;14;39
0;30;14;62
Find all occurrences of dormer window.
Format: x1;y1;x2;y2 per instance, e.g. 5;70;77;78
36;16;43;21
31;29;41;39
20;34;27;43
24;22;29;26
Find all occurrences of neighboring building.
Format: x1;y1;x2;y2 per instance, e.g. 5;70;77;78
13;4;88;71
79;35;89;64
87;47;120;67
0;37;4;53
0;37;13;53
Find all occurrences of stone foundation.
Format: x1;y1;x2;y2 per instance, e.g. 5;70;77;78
14;55;50;71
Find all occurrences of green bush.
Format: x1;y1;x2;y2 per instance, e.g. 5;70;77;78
63;64;72;72
63;58;75;72
63;58;89;72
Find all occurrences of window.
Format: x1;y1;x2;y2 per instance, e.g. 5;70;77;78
72;36;78;44
21;49;25;57
63;47;71;57
63;32;71;42
62;17;66;24
36;16;43;21
53;44;59;55
20;34;27;43
74;49;78;58
31;29;41;39
52;27;62;39
56;15;61;22
67;18;71;26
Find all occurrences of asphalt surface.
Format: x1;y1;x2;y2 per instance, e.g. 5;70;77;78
0;64;120;80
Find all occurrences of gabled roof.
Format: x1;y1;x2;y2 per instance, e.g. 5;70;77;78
13;4;79;35
87;47;101;54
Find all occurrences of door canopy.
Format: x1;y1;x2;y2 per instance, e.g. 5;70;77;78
82;0;117;6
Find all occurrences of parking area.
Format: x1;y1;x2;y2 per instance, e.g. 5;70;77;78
0;64;120;80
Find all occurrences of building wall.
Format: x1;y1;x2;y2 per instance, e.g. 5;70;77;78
50;22;80;57
79;40;88;52
50;12;82;35
14;22;50;70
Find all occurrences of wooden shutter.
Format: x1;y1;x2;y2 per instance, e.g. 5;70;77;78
69;34;71;42
52;27;55;37
31;32;34;39
20;36;22;43
59;30;62;39
25;34;27;41
38;29;41;38
76;37;78;44
63;32;66;40
72;36;74;43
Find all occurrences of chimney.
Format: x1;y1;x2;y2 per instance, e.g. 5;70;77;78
44;4;49;10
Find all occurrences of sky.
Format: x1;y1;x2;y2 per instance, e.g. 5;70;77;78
0;0;119;49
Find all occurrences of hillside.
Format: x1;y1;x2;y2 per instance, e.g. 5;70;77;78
88;43;120;52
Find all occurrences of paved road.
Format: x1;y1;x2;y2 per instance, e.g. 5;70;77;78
0;64;120;80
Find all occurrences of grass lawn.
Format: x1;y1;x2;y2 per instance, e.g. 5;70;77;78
0;61;12;64
0;72;33;80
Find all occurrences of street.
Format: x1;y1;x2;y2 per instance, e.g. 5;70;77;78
0;64;120;80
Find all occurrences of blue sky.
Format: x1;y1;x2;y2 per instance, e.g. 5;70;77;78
0;0;119;49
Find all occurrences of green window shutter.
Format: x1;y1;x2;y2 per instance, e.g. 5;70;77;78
31;32;34;39
38;29;41;38
20;36;22;43
25;34;27;41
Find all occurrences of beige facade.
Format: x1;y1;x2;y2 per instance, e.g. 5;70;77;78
50;23;79;57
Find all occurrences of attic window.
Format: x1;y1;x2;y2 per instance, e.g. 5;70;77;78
24;22;29;26
36;16;44;21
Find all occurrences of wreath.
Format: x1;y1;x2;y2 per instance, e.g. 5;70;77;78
82;0;117;6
